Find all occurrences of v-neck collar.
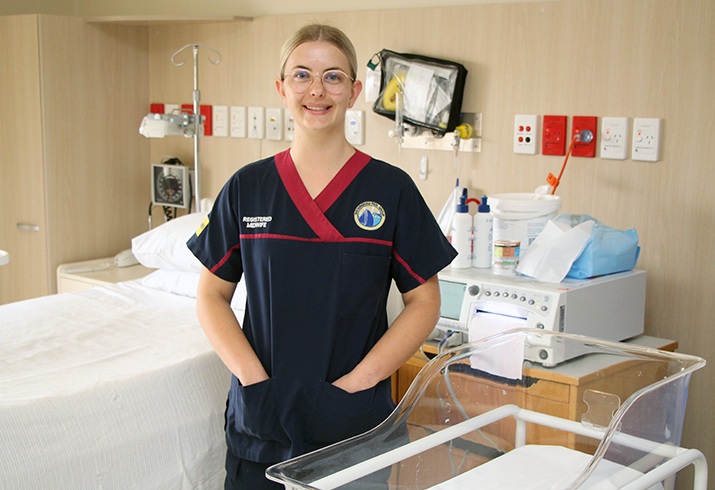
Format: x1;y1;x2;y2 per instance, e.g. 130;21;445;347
275;149;371;240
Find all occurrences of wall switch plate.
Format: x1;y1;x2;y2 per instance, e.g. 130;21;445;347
230;106;247;138
345;110;365;145
601;117;629;160
571;116;597;157
514;114;538;154
284;110;295;141
266;108;283;141
542;115;568;155
248;107;265;139
632;118;661;161
212;105;229;137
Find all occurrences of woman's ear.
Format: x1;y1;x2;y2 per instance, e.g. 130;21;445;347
347;80;363;109
276;79;287;104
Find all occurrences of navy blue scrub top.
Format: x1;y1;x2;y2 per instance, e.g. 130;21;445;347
188;149;456;463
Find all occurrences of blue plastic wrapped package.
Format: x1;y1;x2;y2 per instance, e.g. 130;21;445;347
553;213;640;279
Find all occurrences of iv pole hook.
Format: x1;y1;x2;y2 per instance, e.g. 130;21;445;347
171;44;222;67
170;44;221;213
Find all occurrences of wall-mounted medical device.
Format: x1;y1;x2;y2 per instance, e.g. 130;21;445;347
151;163;193;209
139;112;203;139
436;267;646;366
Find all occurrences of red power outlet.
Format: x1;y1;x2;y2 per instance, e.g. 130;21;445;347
182;104;213;136
542;115;567;155
571;116;597;157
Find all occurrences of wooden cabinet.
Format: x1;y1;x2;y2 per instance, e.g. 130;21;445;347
393;336;678;452
0;15;149;304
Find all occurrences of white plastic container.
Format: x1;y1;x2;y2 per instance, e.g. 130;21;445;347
489;193;562;256
472;196;492;268
450;191;472;269
492;240;520;276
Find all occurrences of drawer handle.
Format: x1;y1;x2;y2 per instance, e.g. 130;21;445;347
17;223;40;231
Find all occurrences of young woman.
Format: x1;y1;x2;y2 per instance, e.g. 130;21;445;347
188;24;456;490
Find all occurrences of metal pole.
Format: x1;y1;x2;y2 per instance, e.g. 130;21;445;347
192;45;202;212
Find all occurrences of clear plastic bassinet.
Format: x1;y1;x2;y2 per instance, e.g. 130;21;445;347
267;329;707;490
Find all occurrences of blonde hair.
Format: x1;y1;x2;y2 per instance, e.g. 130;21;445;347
280;24;358;80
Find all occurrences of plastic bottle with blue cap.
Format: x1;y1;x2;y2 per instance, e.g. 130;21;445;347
473;195;493;268
450;189;472;269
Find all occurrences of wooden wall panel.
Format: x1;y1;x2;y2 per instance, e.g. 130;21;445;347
147;1;714;487
39;16;150;286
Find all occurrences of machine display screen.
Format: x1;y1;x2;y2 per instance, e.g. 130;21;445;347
438;280;466;320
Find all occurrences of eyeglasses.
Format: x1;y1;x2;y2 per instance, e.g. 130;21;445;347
283;68;354;94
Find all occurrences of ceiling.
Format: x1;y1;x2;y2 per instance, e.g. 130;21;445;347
5;0;547;20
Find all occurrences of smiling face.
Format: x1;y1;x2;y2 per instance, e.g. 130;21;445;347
276;40;362;138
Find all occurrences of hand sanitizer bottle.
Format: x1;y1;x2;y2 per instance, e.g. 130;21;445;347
473;195;493;268
450;190;472;269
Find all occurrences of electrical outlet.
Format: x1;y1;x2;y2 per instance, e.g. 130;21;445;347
542;115;568;156
266;108;283;141
632;118;661;161
284;110;295;141
248;107;265;139
212;105;229;137
345;110;365;145
601;117;629;160
514;114;538;154
571;116;597;157
230;106;247;138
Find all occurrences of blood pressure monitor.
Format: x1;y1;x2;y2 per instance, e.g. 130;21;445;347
152;163;192;208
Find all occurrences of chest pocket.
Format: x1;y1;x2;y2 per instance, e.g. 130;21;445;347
338;253;391;320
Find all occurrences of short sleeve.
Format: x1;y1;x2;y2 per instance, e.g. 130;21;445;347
187;175;243;283
390;176;456;293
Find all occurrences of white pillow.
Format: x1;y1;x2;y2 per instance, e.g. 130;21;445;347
141;269;248;311
141;269;200;297
131;212;208;271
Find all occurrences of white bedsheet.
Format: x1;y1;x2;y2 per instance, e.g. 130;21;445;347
0;281;232;489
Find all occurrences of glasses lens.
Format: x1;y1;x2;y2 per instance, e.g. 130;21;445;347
287;69;313;92
322;71;349;91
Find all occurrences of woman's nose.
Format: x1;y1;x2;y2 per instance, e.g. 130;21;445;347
309;76;326;96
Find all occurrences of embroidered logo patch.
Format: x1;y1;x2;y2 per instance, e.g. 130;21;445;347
354;202;386;231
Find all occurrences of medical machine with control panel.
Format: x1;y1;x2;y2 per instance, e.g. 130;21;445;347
436;267;646;365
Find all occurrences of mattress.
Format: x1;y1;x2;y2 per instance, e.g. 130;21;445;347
0;281;232;489
426;445;662;490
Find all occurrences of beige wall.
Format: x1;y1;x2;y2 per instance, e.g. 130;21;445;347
147;1;714;487
0;0;77;16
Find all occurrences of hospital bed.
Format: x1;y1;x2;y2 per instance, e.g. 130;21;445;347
0;212;237;489
267;329;708;490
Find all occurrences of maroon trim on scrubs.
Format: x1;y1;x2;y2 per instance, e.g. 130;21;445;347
239;233;392;247
314;150;371;213
275;149;370;241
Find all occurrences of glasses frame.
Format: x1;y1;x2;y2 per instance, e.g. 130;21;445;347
283;68;355;95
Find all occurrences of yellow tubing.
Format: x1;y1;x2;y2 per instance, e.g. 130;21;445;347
382;74;405;112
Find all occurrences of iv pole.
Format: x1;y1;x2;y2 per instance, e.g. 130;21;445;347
171;44;221;213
